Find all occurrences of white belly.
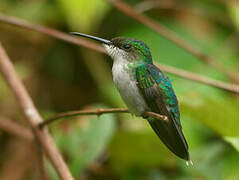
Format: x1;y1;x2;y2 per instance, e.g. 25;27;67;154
112;60;148;116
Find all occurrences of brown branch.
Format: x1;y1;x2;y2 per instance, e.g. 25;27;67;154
160;64;239;93
39;108;168;128
105;0;237;81
0;13;105;54
0;43;74;180
0;13;239;93
40;108;128;128
0;116;33;141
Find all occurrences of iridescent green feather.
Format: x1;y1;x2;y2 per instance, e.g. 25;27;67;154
133;63;189;160
128;63;181;126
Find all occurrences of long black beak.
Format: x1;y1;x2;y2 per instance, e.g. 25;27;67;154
70;32;112;45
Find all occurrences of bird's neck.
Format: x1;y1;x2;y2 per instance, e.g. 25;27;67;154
113;56;148;70
112;57;149;84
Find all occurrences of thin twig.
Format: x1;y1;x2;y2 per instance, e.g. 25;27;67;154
0;43;74;180
0;13;105;54
39;108;168;128
40;108;128;128
0;13;239;93
160;64;239;93
35;138;49;180
0;116;33;141
105;0;237;81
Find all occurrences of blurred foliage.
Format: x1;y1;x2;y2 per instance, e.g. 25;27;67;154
56;0;110;32
47;105;116;178
1;0;239;179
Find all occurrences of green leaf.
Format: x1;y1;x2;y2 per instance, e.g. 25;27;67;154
181;142;225;180
0;0;60;23
181;91;239;137
227;1;239;32
109;127;173;175
224;137;239;151
50;104;116;178
56;0;110;31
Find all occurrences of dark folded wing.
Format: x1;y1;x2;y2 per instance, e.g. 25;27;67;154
135;64;189;160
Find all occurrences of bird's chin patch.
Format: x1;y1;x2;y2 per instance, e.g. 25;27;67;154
103;44;114;57
103;44;127;60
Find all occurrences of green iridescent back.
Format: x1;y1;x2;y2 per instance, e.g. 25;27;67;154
133;64;181;126
149;65;180;125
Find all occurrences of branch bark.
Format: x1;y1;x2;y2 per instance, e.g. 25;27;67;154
39;108;168;128
0;13;105;54
105;0;237;81
0;43;74;180
0;116;33;141
160;64;239;93
0;13;239;93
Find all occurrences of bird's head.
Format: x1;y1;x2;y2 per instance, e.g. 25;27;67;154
71;32;152;64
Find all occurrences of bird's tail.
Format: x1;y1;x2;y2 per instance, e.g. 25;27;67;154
147;116;190;161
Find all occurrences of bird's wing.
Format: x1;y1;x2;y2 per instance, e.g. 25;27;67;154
147;64;181;127
135;63;189;160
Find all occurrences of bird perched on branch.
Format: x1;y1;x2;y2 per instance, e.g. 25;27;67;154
71;32;192;165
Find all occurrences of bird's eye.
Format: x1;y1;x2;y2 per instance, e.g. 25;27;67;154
123;44;131;50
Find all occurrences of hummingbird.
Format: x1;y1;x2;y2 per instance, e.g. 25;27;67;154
71;32;191;164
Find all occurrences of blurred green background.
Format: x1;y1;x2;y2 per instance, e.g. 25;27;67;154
1;0;239;179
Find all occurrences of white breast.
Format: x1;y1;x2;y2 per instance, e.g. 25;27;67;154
112;58;148;116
